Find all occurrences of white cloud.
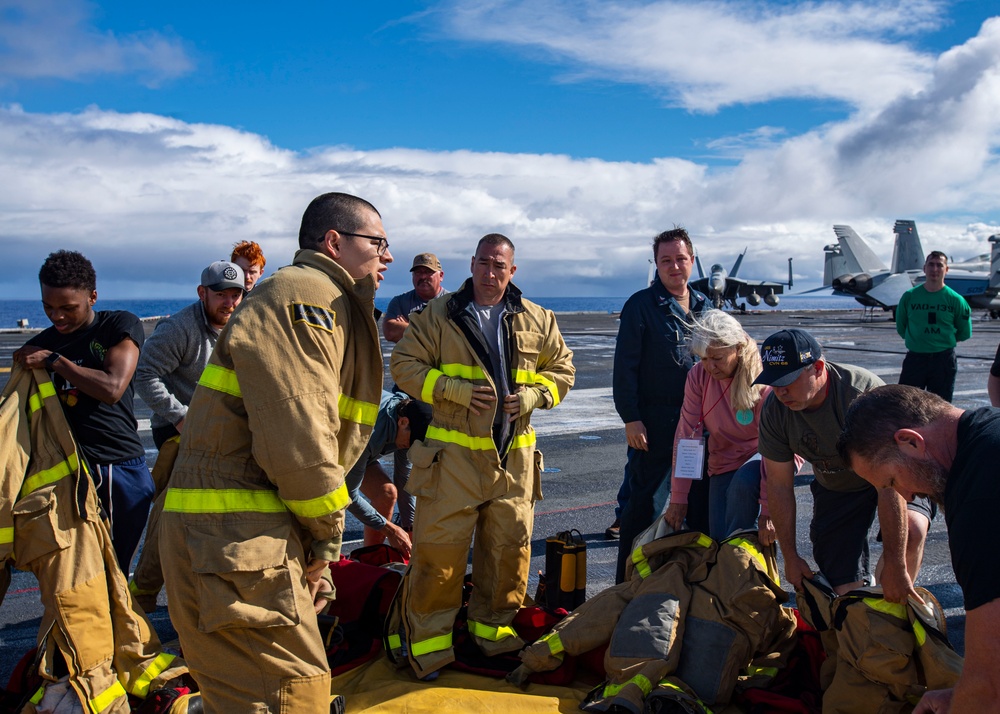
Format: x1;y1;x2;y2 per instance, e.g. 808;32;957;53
436;0;942;112
1;14;999;300
0;0;192;84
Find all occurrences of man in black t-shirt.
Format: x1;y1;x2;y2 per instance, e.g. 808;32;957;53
14;250;154;572
838;384;1000;714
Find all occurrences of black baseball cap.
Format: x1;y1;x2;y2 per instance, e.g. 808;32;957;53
753;328;823;387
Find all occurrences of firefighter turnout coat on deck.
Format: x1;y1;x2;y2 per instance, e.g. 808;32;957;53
1;366;187;714
158;249;383;713
389;278;575;678
512;530;798;713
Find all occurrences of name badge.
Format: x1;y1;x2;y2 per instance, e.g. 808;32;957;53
675;438;705;480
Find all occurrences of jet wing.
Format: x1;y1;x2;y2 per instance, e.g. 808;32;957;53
688;277;712;297
866;272;917;309
733;279;785;297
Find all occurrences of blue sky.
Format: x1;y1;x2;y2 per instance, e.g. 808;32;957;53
1;0;999;299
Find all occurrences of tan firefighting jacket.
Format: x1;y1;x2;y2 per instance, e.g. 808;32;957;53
821;587;963;713
514;530;798;713
163;249;383;565
0;366;187;713
390;279;575;500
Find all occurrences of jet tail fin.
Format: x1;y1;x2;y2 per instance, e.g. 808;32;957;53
890;220;924;273
833;225;888;274
787;257;794;288
989;235;1000;293
823;244;847;287
695;252;706;280
730;248;746;278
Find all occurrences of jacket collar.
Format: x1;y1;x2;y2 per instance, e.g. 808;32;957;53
292;248;378;306
650;277;706;317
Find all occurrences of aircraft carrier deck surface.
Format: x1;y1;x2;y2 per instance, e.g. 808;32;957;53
1;307;993;679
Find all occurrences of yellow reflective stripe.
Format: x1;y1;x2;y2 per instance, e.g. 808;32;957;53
426;425;494;451
28;380;58;413
20;453;79;497
540;631;564;656
30;686;45;705
510;427;536;450
655;680;714;713
164;488;287;514
863;597;907;620
128;580;159;596
198;363;242;397
744;665;778;678
0;526;12;546
513;369;562;407
421;368;444;404
387;633;401;651
604;674;653;698
411;632;452;657
90;679;127;713
468;619;518;642
864;597;928;645
282;482;351;519
337;393;378;427
632;545;651;579
129;652;177;698
440;363;487;380
686;534;713;549
729;537;767;571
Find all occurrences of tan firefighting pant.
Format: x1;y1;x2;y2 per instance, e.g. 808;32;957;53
14;478;188;713
400;447;535;678
159;512;333;713
129;436;180;608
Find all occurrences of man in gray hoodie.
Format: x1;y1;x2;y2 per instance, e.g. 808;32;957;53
137;260;245;449
130;260;244;609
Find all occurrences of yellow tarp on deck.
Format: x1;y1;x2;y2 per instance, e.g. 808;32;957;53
330;655;593;713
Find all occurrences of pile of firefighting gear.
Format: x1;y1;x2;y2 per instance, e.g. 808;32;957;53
797;574;962;713
509;527;799;712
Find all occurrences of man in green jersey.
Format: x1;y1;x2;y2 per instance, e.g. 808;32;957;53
895;251;972;402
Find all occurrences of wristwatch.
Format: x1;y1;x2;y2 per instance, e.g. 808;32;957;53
45;352;62;368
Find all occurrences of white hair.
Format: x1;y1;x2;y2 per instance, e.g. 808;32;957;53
687;309;764;413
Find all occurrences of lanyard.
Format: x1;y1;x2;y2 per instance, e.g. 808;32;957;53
687;379;731;439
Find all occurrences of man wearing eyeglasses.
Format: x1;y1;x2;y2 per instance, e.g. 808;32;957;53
159;192;392;713
389;233;575;680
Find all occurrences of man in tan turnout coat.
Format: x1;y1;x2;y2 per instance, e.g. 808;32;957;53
390;233;575;679
159;192;392;713
1;366;188;713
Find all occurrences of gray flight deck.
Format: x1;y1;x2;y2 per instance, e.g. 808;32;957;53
1;307;993;681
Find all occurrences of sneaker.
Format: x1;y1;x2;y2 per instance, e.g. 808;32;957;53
605;519;620;540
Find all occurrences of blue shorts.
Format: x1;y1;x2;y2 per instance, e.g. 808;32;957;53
93;455;155;573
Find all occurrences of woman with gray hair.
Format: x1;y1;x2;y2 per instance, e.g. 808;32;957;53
664;309;783;542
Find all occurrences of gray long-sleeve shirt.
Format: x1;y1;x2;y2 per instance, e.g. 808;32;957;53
135;300;218;431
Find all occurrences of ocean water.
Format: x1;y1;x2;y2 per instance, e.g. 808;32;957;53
0;293;856;331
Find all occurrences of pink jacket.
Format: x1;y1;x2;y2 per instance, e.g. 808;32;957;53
670;363;770;513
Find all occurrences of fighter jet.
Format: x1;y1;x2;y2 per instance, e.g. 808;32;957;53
823;219;999;313
824;220;925;311
689;249;793;310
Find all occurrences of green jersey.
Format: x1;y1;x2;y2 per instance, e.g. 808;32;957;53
895;284;971;353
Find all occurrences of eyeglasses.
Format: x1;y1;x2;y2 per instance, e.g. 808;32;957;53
337;231;390;256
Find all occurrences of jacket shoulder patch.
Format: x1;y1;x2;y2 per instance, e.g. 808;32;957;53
291;303;335;333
